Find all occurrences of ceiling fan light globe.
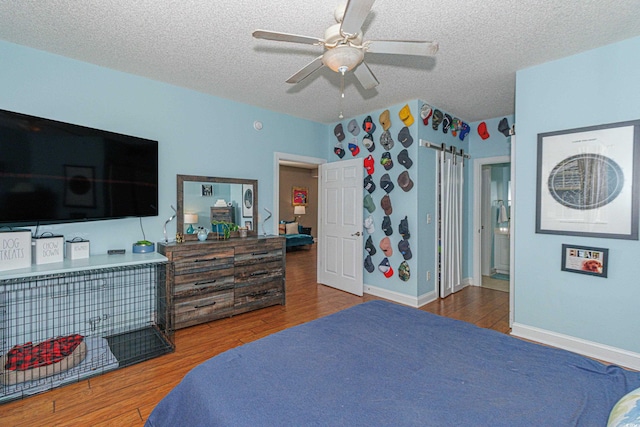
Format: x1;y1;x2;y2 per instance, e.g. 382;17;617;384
322;46;364;73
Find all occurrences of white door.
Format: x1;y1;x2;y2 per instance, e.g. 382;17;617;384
317;158;364;296
438;150;464;298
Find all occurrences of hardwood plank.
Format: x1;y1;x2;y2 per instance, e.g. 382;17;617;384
0;246;509;425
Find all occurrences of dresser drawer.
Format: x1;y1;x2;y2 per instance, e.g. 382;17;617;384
174;289;234;329
234;260;283;283
234;279;284;314
234;241;283;266
173;266;235;297
173;248;234;276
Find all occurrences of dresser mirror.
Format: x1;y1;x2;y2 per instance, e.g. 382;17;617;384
177;174;258;240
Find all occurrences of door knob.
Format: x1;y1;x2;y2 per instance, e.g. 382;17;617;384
351;231;362;236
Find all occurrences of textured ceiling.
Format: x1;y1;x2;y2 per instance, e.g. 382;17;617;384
0;1;639;124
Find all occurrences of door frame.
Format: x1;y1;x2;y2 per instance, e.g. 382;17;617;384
481;166;492;276
273;152;326;239
472;153;515;327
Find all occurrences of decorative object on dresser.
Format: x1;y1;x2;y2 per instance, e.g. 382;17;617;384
184;213;198;234
157;236;285;330
163;205;177;244
177;175;258;241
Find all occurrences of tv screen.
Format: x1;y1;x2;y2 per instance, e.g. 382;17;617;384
0;109;158;225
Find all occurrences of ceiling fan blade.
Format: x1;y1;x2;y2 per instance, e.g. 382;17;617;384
286;56;325;84
253;30;323;46
367;40;439;56
340;0;375;36
353;62;379;90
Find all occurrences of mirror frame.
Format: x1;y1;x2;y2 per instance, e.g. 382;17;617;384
177;174;259;241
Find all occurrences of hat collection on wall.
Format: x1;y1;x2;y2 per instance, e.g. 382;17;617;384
334;102;511;283
477;117;511;140
419;104;471;141
334;104;417;282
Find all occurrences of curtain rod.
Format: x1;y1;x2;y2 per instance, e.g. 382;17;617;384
419;139;471;159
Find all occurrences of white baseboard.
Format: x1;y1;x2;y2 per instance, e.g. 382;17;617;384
512;323;640;371
363;284;437;308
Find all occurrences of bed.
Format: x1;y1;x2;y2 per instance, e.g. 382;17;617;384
146;300;640;426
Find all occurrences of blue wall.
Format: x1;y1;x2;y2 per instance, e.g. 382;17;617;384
0;40;327;253
515;36;640;353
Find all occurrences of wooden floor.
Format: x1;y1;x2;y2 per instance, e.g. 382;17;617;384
0;246;509;426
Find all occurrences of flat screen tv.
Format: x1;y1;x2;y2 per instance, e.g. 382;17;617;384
0;109;158;226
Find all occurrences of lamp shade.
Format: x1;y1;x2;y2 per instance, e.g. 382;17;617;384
294;206;306;215
184;213;198;224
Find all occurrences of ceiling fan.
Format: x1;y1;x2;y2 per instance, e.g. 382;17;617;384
252;0;439;90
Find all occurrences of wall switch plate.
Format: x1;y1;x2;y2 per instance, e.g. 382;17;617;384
427;271;431;281
426;214;431;224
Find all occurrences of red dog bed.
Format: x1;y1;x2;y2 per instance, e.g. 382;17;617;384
1;334;87;386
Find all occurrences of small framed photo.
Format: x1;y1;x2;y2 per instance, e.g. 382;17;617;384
561;244;609;278
201;184;213;197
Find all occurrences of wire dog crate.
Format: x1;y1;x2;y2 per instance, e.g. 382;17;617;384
0;260;173;403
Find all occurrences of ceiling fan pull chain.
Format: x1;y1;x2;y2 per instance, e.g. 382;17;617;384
339;71;345;119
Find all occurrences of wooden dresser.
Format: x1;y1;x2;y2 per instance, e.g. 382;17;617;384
157;235;285;330
210;206;235;224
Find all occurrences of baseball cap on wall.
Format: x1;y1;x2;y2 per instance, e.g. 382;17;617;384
478;122;490;140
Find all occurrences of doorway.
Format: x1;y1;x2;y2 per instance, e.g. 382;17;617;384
273;152;325;271
473;156;511;294
480;162;510;293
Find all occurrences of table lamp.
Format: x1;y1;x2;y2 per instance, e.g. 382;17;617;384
294;205;306;223
184;213;198;234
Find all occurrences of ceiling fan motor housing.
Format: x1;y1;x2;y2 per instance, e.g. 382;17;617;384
322;23;365;73
324;23;363;46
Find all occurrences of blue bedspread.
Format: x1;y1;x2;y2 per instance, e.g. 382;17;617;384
146;301;640;426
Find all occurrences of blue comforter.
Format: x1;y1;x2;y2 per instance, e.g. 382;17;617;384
146;301;640;426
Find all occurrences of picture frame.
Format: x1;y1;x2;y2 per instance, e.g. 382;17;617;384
242;184;254;218
64;165;96;208
201;184;213;197
536;120;640;240
245;220;253;231
561;244;609;278
292;186;308;206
